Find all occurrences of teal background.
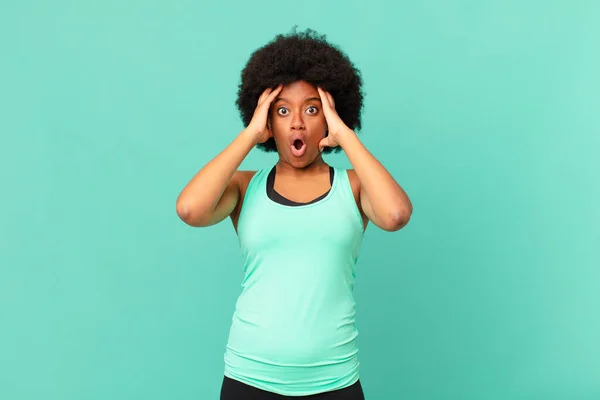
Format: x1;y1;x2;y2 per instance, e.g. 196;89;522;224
1;1;599;399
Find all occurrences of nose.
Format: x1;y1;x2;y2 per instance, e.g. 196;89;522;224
290;113;305;130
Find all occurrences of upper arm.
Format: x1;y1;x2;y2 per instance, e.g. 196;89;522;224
206;173;242;227
179;171;243;228
358;183;375;229
346;169;369;231
349;169;407;232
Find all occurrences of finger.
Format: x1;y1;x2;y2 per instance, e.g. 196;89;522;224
318;87;335;112
258;87;273;105
258;85;282;109
318;136;335;152
326;92;335;109
265;84;283;104
317;87;329;109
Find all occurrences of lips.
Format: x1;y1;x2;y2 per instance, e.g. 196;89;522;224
289;134;307;157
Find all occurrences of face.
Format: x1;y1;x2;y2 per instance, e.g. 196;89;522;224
269;80;327;168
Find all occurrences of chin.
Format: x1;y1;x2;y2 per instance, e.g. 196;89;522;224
287;157;307;168
287;153;320;168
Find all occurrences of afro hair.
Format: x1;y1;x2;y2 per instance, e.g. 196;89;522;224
235;27;364;154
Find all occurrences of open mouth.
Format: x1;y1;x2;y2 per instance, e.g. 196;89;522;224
290;138;307;157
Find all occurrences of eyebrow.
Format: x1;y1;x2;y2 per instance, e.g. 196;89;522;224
273;97;322;104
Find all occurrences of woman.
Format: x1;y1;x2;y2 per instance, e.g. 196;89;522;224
176;28;412;399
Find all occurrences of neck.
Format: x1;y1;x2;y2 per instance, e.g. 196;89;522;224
276;156;329;177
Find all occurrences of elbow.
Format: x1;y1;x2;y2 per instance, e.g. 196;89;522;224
176;203;191;223
176;202;194;225
381;208;412;232
176;201;206;227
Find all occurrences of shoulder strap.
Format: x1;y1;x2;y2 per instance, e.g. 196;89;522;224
333;167;358;204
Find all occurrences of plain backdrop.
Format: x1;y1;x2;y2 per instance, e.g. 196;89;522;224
1;1;599;399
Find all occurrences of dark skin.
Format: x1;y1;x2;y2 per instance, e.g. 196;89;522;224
176;80;411;233
231;81;368;231
270;81;331;203
270;81;328;171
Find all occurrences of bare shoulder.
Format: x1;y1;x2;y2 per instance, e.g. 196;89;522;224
234;170;258;193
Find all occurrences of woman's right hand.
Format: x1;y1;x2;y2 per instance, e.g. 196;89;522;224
245;84;283;144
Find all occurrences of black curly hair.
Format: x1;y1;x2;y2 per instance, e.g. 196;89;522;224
235;27;364;154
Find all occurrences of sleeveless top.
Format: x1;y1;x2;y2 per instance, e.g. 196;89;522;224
223;164;365;396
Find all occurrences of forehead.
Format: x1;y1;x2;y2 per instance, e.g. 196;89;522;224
278;80;319;99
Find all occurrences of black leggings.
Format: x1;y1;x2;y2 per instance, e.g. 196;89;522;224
220;376;365;400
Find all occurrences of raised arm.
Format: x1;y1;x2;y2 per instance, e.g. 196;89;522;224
176;85;283;227
317;87;412;232
176;131;255;227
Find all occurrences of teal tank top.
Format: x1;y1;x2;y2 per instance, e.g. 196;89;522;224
223;165;365;396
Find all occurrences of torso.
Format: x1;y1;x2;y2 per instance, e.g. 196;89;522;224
224;163;365;395
231;166;368;231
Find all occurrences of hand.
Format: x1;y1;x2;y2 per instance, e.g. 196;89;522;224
245;85;283;144
317;87;353;152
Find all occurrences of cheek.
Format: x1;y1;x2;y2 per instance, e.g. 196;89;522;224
309;120;327;138
270;117;285;136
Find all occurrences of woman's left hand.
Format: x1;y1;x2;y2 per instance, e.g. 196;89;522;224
317;87;354;152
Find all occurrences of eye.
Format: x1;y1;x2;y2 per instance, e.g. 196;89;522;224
277;107;289;116
306;106;318;115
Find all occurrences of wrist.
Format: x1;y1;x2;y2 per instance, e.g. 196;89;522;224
240;128;260;144
238;128;261;148
337;128;358;148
